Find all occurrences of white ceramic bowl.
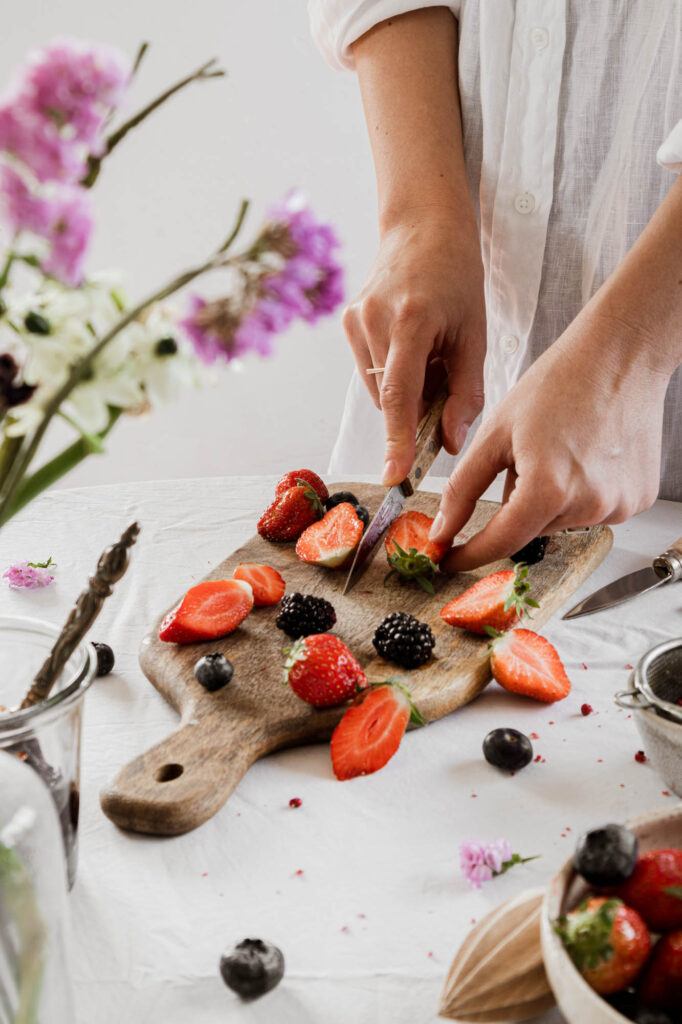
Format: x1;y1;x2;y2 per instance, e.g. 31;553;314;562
540;805;682;1024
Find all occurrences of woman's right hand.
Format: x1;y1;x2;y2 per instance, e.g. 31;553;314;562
342;207;486;486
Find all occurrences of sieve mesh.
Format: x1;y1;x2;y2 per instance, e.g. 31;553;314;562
643;645;682;722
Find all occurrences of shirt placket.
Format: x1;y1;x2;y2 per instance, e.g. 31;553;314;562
482;0;567;411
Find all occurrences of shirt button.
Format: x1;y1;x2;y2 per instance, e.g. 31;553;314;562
531;27;550;50
500;334;519;355
514;192;536;214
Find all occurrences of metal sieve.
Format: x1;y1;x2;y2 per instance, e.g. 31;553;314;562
615;637;682;724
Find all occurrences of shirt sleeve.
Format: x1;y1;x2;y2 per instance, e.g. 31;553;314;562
657;119;682;173
308;0;460;71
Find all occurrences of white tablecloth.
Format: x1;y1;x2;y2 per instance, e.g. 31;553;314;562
1;476;680;1024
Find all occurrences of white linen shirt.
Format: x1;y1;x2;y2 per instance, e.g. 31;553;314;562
309;0;682;500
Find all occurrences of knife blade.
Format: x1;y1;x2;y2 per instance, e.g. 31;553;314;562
562;536;682;619
343;386;450;595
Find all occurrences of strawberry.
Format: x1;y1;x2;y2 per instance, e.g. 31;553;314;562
639;929;682;1009
440;563;538;634
232;563;285;607
330;681;425;780
159;579;254;643
555;896;651;995
612;849;682;931
257;482;324;542
384;511;449;593
295;503;364;568
488;628;571;703
283;633;367;707
275;469;328;504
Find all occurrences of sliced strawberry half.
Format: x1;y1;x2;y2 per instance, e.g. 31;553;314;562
440;563;538;634
489;628;571;703
159;579;254;643
330;681;425;780
296;502;364;568
275;469;328;504
233;563;285;607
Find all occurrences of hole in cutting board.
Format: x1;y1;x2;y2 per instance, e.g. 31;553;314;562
156;763;184;783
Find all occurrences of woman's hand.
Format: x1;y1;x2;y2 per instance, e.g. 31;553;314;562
343;209;486;486
430;308;671;570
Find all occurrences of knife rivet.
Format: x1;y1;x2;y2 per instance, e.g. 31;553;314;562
415;467;422;479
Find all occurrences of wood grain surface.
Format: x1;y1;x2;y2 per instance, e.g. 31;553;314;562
100;483;613;836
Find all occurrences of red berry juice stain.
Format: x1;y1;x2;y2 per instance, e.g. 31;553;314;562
530;732;539;740
295;869;304;876
581;663;588;670
662;791;671;797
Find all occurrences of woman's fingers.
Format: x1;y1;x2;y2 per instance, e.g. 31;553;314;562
440;319;486;455
429;428;508;548
380;315;433;485
342;303;381;407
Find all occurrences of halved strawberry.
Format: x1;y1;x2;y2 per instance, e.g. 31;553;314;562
257;482;324;542
488;628;571;703
275;469;328;504
233;563;285;607
296;503;364;568
330;681;425;780
159;579;254;643
440;563;538;634
283;633;366;707
385;511;449;593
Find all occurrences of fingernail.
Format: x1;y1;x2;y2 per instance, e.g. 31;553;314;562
455;422;471;454
429;512;445;540
382;459;398;485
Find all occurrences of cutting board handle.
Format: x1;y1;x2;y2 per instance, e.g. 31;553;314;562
100;712;265;835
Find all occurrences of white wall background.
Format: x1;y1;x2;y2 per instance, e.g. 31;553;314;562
0;1;378;485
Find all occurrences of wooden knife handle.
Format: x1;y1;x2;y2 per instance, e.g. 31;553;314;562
403;386;449;495
654;535;682;581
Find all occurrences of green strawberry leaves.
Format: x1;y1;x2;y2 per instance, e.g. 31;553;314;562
295;479;324;519
554;898;621;971
384;541;438;594
504;562;539;619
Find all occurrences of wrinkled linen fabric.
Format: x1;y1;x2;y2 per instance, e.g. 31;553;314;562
1;476;681;1022
309;0;682;500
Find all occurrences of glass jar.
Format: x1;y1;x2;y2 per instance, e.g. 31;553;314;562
0;616;97;888
0;749;76;1023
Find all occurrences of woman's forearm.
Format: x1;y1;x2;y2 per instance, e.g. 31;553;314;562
353;7;474;236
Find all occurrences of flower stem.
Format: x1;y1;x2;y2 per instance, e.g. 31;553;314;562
0;407;122;526
0;252;16;292
82;57;226;187
0;199;249;525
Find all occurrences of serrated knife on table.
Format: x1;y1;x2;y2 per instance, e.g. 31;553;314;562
562;537;682;619
343;388;449;595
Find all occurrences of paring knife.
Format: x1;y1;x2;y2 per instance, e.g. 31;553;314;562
563;536;682;619
343;387;449;594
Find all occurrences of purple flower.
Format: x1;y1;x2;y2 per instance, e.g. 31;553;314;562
460;838;515;889
0;37;130;184
179;295;231;365
0;163;54;234
4;558;55;589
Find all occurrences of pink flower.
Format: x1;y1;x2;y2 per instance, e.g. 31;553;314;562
179;295;230;365
3;558;55;589
0;37;130;184
0;163;54;234
460;838;517;889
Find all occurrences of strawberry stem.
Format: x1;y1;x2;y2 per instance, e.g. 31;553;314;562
367;677;426;727
282;637;307;685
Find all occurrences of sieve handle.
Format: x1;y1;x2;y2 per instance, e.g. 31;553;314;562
654;536;682;581
614;688;651;711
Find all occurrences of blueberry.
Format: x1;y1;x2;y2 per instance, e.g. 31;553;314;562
24;311;51;335
511;536;549;565
93;642;115;677
219;938;284;999
635;1010;676;1024
483;728;533;771
355;505;370;528
194;653;234;691
326;491;359;510
573;823;638;887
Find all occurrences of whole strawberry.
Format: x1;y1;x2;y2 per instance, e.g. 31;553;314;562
275;469;328;504
555;896;651;995
283;634;367;707
639;929;682;1009
612;849;682;931
440;563;538;634
258;482;324;542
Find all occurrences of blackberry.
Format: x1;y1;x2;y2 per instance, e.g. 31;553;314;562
326;491;359;510
511;535;549;565
355;505;370;528
373;612;435;669
275;592;336;639
219;938;285;999
93;642;115;677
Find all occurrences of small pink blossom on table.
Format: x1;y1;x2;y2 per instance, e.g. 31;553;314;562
460;838;538;889
3;556;55;589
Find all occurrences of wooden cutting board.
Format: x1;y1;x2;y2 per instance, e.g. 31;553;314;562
100;483;612;836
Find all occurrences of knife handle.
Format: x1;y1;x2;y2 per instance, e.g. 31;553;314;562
654;536;682;581
402;386;449;496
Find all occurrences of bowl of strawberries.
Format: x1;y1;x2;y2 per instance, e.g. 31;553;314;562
542;805;682;1024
